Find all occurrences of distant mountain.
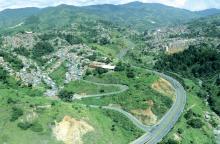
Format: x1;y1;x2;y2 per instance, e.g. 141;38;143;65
196;8;220;17
0;7;40;28
0;2;219;32
186;14;220;38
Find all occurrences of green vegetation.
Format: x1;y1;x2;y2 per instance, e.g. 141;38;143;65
155;44;220;116
0;2;205;33
64;34;83;45
49;63;67;85
0;51;23;71
14;47;30;57
0;70;144;144
10;107;24;122
161;78;216;144
32;41;54;58
63;80;120;95
1;3;220;144
58;90;74;102
78;67;173;119
0;67;7;83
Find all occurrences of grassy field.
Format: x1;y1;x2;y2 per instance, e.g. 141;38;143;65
0;75;143;144
161;78;216;144
63;80;121;95
77;68;173;120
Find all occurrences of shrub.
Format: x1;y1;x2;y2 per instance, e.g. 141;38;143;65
115;62;125;71
100;89;105;93
177;128;184;134
184;109;194;120
17;122;32;130
95;67;108;75
10;107;23;121
166;139;179;144
30;122;43;132
187;118;204;128
127;71;135;78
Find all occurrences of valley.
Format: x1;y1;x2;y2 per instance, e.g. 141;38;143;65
0;2;220;144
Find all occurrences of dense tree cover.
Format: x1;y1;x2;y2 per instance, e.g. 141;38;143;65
0;51;24;70
187;118;204;128
58;90;74;102
65;34;83;45
155;44;220;115
184;109;204;128
115;62;126;72
187;15;220;38
0;67;7;83
155;44;220;78
95;67;108;75
14;47;30;57
99;36;111;45
25;15;40;25
39;33;57;41
0;36;3;46
159;139;179;144
32;41;54;58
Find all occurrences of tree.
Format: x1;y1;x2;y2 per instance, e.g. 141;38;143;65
166;139;179;144
177;128;184;134
184;109;194;120
127;71;135;78
216;77;220;86
100;89;105;93
14;47;30;57
187;118;204;128
10;107;23;121
32;42;54;58
0;67;7;83
58;90;74;102
115;62;125;71
96;67;108;75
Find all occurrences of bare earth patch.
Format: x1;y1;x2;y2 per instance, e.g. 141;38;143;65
53;116;94;144
173;133;182;142
131;100;157;125
152;78;175;101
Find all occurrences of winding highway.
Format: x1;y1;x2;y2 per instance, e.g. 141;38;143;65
131;71;186;144
76;69;186;144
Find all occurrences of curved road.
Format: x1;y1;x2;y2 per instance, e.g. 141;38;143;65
131;71;186;144
76;70;186;144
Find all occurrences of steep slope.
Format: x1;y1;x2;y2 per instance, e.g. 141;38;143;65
0;2;206;32
0;7;40;27
196;8;220;16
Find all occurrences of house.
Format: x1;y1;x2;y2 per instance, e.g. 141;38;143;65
89;61;115;70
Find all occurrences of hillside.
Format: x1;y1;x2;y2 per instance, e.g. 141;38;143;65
0;2;215;33
0;2;220;144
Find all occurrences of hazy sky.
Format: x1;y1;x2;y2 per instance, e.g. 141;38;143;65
0;0;220;11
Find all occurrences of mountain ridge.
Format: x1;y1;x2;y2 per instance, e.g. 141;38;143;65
0;2;220;32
